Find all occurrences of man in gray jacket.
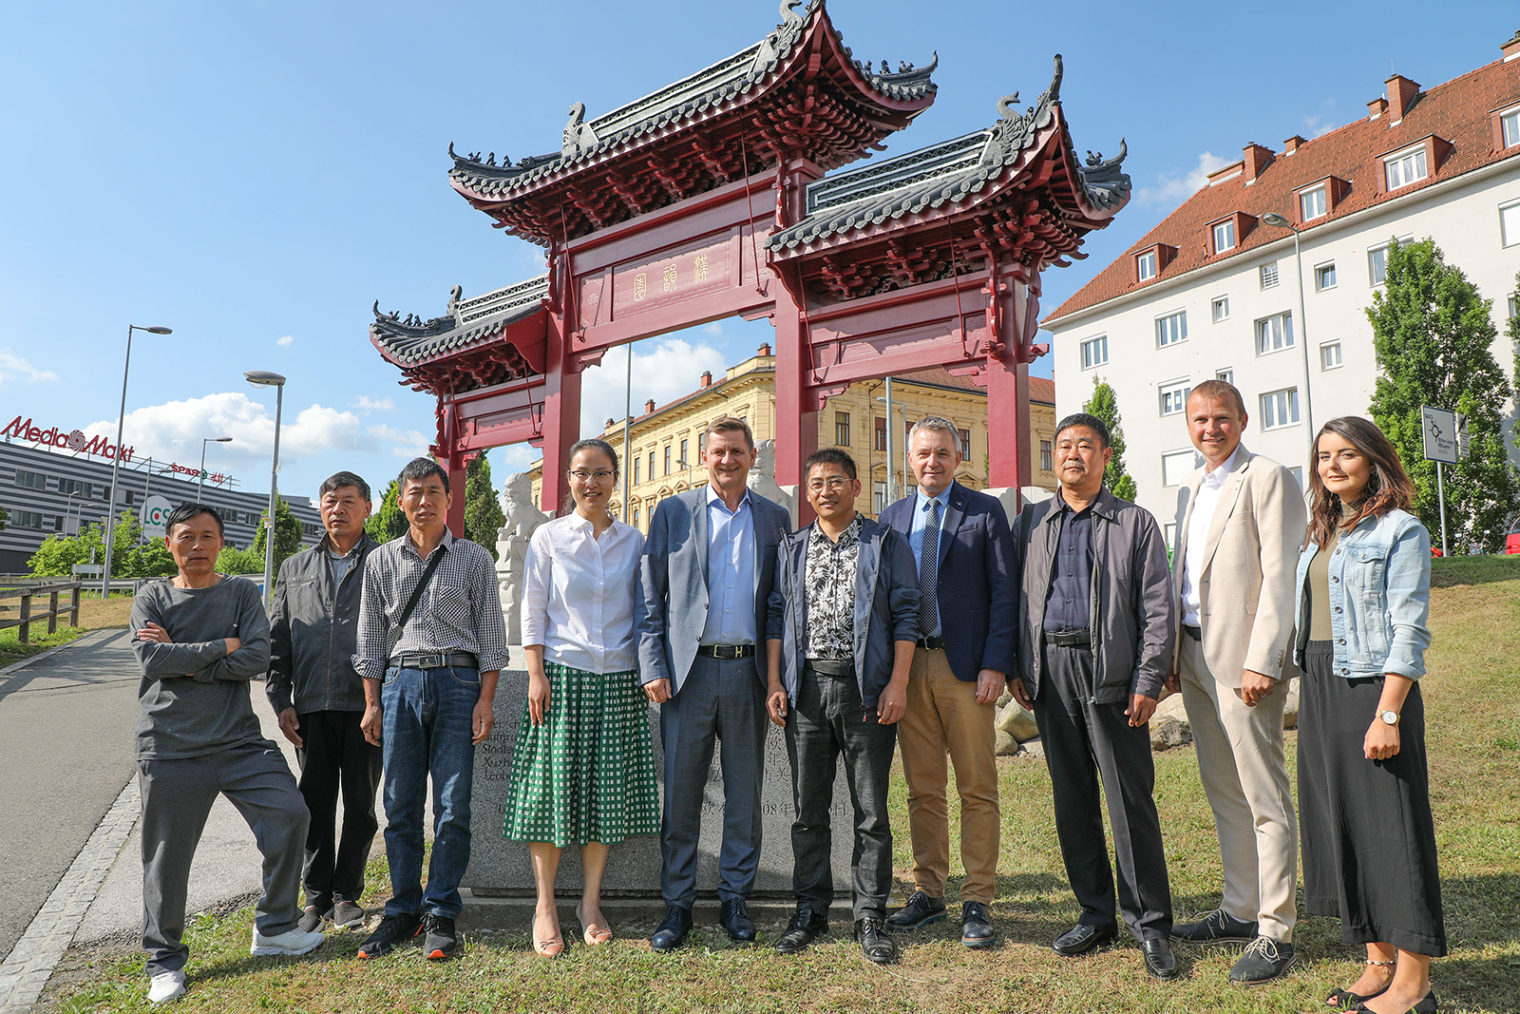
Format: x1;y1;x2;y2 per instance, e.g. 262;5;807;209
268;471;380;933
1010;413;1177;980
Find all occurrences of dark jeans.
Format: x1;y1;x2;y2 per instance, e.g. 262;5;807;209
380;665;480;919
785;664;896;922
294;709;383;906
1034;644;1172;941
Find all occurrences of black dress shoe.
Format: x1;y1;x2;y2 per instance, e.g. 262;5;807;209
1143;937;1179;980
649;904;692;953
719;898;756;942
774;907;828;955
886;890;946;930
960;901;996;949
1052;922;1117;957
854;917;898;964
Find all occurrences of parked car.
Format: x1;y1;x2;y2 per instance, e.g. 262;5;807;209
1506;515;1520;555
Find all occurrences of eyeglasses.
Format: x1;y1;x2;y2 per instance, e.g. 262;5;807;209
569;470;615;482
806;477;852;492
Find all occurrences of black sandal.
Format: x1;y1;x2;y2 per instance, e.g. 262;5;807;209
1327;959;1395;1008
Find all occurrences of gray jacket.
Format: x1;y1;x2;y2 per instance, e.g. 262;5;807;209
1012;488;1175;703
266;532;375;715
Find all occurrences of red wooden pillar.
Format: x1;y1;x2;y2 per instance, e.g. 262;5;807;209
770;159;821;516
444;454;469;535
538;277;581;517
985;355;1032;493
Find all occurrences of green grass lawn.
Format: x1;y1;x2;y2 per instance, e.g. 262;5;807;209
39;558;1520;1012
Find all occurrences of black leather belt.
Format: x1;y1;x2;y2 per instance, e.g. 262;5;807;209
1043;629;1091;648
806;658;855;677
1182;624;1203;641
696;643;755;660
392;651;478;670
917;635;945;651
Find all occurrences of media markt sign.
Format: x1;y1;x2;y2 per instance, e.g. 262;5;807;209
1;415;135;462
141;496;173;540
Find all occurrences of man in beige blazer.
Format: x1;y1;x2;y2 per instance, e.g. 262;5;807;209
1168;380;1306;985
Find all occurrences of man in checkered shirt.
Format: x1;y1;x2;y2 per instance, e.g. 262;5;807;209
350;457;509;962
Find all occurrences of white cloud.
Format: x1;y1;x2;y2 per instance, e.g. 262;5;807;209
578;337;727;436
702;322;724;336
1134;151;1234;206
368;423;432;458
1301;114;1338;139
356;395;394;412
0;350;60;387
276;335;294;347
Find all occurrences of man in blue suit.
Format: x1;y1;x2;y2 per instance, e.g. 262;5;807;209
765;448;919;964
880;417;1016;947
637;416;791;952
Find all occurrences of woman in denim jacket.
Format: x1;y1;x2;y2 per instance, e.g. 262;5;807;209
1293;417;1444;1014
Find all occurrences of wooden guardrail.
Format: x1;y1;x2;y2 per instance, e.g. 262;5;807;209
0;581;83;643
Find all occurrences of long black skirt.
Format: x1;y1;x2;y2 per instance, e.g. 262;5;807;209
1297;640;1446;956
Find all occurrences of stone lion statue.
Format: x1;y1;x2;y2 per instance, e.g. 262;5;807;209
749;439;797;527
495;471;549;644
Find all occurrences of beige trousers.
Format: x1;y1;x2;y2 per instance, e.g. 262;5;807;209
897;648;999;904
1177;632;1298;941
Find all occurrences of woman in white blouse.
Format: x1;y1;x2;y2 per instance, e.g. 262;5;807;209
502;439;658;957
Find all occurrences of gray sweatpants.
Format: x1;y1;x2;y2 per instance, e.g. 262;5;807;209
139;741;308;976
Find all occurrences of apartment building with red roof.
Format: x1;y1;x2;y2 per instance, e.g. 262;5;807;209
1044;31;1520;543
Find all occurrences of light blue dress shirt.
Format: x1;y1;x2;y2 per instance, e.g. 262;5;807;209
909;487;951;638
700;485;757;645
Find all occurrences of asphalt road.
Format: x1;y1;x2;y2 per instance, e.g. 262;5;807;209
0;630;139;962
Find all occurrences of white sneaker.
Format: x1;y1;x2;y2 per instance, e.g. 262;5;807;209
250;925;326;956
147;969;186;1004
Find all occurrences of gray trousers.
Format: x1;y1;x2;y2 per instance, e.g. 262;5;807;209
659;653;767;907
139;741;308;976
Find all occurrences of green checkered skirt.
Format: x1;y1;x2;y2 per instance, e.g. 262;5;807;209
502;662;660;848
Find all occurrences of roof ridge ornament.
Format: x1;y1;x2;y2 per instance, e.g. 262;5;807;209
561;102;600;158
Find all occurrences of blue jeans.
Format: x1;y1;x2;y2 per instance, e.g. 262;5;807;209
380;665;479;919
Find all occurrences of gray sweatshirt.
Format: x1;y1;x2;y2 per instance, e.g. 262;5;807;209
130;576;273;760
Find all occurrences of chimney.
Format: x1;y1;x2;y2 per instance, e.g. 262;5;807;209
1283;134;1306;155
1504;29;1520;62
644;399;655;415
1242;142;1275;181
1386;74;1420;121
757;343;772;357
700;370;712;388
1367;96;1388;120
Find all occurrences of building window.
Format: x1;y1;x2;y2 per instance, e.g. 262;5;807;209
835;411;851;446
874;417;887;452
1159;379;1193;417
1161;450;1196;487
1260;262;1279;289
648;450;655;479
632;456;640;484
873;482;887;514
1080;334;1109;369
679;439;689;468
1300;185;1327;221
1368;244;1389;285
631;506;639;529
1314;262;1337;291
1216;367;1234;384
663;445;671;475
957;428;971;459
1320;340;1343;370
1259;387;1301;430
1288;465;1305;491
1211;296;1229;323
59;479;91;497
1136;250;1157;281
1501;200;1520;248
1384;145;1428;190
12;510;44;530
1504;107;1520;148
1212;219;1236;253
1255;312;1295;355
1155;310;1188;348
14;470;46;490
1039;440;1052;471
1510;294;1519;320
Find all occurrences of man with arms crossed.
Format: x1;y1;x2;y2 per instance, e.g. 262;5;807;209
352;458;509;962
131;503;322;1005
637;417;790;951
267;471;381;933
1010;414;1178;980
880;417;1015;947
766;449;918;963
1169;380;1306;984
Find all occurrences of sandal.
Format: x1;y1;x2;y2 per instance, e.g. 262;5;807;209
1328;958;1395;1008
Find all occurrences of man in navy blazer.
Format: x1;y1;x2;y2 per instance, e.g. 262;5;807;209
765;448;919;964
880;417;1016;947
636;416;791;952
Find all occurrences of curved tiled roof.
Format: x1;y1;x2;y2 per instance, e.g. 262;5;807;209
369;274;548;366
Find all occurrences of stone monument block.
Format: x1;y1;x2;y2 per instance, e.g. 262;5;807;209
464;663;857;897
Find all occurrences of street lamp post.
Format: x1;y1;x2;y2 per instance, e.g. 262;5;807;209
1260;212;1315;435
101;324;172;598
244;371;286;605
198;437;232;498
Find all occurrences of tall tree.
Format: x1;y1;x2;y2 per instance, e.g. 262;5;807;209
1367;239;1520;552
365;480;408;543
464;454;504;560
1083;377;1138;501
253;497;305;573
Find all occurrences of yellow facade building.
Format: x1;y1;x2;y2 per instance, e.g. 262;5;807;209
529;344;1057;531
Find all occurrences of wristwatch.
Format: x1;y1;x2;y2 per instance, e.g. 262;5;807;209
1379;710;1400;726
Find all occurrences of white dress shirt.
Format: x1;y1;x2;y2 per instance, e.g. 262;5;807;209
519;513;644;674
1180;445;1242;627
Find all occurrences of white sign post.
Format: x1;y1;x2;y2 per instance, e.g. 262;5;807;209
1421;406;1457;556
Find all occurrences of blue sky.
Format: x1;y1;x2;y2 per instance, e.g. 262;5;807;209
2;0;1513;509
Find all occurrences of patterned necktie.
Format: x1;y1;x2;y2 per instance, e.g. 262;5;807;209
918;498;940;636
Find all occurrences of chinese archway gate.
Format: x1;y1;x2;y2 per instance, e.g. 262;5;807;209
369;0;1130;532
